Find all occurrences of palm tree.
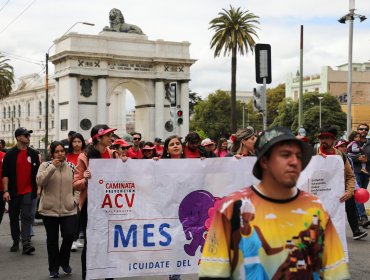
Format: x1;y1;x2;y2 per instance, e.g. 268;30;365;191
0;54;14;99
209;6;259;132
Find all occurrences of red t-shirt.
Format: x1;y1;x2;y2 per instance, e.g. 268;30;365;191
0;151;5;191
16;149;32;195
184;146;201;158
127;147;143;159
155;145;164;156
67;153;80;165
101;149;111;159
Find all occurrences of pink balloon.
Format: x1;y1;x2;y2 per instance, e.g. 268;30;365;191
354;188;370;204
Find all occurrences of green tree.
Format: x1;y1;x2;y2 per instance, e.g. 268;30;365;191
266;83;285;126
209;6;259;132
0;54;14;99
272;92;346;142
190;90;243;139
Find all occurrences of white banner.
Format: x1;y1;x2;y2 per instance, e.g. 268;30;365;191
87;156;346;279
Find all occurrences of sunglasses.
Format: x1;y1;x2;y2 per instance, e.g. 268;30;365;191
133;138;141;141
358;128;369;132
120;147;129;150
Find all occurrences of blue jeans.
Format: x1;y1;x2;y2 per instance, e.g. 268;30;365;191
354;172;369;217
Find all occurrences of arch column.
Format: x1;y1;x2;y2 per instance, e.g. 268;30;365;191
180;81;189;138
155;80;165;139
68;74;79;132
97;76;108;124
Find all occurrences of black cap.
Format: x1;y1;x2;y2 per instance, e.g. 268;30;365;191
252;127;313;180
154;137;162;142
15;127;33;137
68;130;77;137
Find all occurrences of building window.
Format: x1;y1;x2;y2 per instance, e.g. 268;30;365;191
315;88;319;93
28;103;30;117
51;120;54;128
8;106;10;118
39;121;42;129
39;101;42;115
18;121;20;128
13;106;15;117
8;124;10;131
51;99;55;113
3;107;5;119
18;104;21;117
3;125;5;131
61;119;68;131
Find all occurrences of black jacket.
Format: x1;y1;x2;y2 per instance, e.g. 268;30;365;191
2;146;40;199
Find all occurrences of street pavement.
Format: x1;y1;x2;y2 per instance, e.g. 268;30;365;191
0;209;369;280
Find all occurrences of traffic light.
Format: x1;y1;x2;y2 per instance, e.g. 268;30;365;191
165;82;177;107
253;87;263;112
176;109;183;125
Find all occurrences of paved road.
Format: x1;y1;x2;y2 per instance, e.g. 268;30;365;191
0;213;369;280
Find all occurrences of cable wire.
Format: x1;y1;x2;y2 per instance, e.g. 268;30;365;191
0;0;37;34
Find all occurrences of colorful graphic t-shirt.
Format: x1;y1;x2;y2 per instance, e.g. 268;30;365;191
199;186;349;280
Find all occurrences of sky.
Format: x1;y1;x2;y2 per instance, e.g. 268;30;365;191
1;0;369;105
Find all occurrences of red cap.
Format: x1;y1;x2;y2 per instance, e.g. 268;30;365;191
113;139;131;147
92;128;117;140
142;145;155;150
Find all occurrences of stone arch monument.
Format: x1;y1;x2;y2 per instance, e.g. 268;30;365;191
50;8;196;141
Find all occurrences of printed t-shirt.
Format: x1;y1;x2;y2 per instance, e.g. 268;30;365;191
184;146;200;158
16;149;32;195
199;186;349;280
0;151;5;191
127;147;142;159
67;153;80;165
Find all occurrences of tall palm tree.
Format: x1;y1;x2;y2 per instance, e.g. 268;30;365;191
209;6;259;132
0;54;14;99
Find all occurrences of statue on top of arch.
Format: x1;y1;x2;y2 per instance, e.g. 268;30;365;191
103;8;144;35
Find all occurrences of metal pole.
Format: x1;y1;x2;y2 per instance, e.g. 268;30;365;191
299;25;304;128
44;52;49;160
242;102;245;128
319;99;322;128
346;8;354;137
262;77;267;130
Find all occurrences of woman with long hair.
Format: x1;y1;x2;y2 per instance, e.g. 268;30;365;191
36;141;78;278
162;135;185;159
214;137;228;157
229;128;257;158
66;133;86;252
73;124;118;280
162;135;184;280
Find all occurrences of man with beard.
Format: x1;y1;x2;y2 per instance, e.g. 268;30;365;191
199;127;349;280
315;125;367;240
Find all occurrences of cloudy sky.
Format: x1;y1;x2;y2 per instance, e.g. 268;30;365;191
1;0;369;101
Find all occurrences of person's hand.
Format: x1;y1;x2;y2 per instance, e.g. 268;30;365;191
83;170;91;179
200;157;206;160
339;191;352;203
319;153;327;158
52;158;62;168
3;192;10;202
152;157;159;161
121;156;129;162
37;189;42;198
234;154;243;160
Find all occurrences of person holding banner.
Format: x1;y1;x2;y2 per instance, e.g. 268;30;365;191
228;128;257;158
36;141;78;278
316;125;367;240
73;124;118;280
199;127;350;280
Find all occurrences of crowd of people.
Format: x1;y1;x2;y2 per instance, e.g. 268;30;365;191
0;122;369;279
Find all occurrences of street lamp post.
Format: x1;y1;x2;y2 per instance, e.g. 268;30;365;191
242;102;245;128
44;22;94;159
338;0;367;138
318;96;323;128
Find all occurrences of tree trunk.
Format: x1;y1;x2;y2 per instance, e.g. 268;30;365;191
231;47;237;132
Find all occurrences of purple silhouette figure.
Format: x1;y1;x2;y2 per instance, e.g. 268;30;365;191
178;190;215;256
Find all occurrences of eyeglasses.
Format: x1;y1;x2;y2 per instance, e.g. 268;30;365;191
24;134;31;138
358;128;369;132
133;138;141;141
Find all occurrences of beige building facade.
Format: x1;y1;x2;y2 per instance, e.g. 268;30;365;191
286;62;370;129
